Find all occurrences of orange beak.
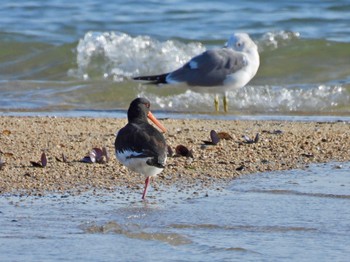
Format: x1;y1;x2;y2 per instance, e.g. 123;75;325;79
147;111;167;133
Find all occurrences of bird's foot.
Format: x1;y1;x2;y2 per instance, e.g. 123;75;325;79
223;95;228;113
214;95;219;112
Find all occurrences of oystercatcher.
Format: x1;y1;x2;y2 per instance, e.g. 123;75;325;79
115;98;167;199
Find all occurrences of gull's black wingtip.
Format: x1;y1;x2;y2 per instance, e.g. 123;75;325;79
133;73;169;84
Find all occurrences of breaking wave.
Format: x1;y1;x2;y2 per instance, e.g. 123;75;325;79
1;30;349;114
68;30;304;82
68;31;205;81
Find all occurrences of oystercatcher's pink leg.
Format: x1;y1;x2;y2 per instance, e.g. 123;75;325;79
142;176;151;200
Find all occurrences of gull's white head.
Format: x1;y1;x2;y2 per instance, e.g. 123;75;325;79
225;33;257;52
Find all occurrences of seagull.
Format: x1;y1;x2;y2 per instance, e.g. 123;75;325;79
133;33;260;112
115;97;167;200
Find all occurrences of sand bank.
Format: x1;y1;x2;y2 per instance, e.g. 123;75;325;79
0;116;349;195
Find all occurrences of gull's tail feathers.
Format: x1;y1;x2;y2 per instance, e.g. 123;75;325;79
133;73;169;84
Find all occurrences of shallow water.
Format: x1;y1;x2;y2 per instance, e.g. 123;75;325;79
1;0;350;115
1;162;349;262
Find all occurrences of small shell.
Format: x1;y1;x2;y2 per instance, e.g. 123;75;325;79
3;152;14;157
30;152;47;168
217;132;233;140
91;148;104;163
175;145;194;158
203;130;220;145
30;161;43;167
80;156;93;163
242;135;252;143
210;130;220;145
2;129;11;135
102;147;109;162
254;133;260;143
242;133;259;144
236;165;245;171
167;145;174;157
81;147;107;164
272;130;283;135
89;151;96;163
62;153;68;163
301;153;314;158
56;153;68;163
41;152;47;167
0;157;5;170
262;129;283;135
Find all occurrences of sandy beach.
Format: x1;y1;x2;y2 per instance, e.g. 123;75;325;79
0;116;349;196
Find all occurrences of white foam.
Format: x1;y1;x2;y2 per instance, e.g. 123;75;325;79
258;31;300;51
139;84;348;113
68;31;205;81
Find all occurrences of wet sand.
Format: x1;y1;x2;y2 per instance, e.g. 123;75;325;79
0;116;349;195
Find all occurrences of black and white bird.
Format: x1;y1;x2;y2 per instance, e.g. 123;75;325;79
133;33;260;112
115;98;167;199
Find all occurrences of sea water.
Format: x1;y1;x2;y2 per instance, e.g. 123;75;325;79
0;0;349;115
1;162;349;261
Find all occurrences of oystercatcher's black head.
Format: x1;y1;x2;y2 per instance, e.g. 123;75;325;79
127;98;167;132
127;97;150;123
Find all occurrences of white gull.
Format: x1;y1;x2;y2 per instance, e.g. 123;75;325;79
133;33;260;112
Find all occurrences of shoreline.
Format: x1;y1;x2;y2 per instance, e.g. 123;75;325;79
0;116;349;196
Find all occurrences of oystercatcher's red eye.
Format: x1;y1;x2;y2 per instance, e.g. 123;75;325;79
145;103;150;108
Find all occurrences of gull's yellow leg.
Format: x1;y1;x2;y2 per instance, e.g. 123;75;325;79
214;95;219;112
223;94;228;113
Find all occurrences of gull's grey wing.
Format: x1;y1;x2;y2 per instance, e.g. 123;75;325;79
167;48;247;86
